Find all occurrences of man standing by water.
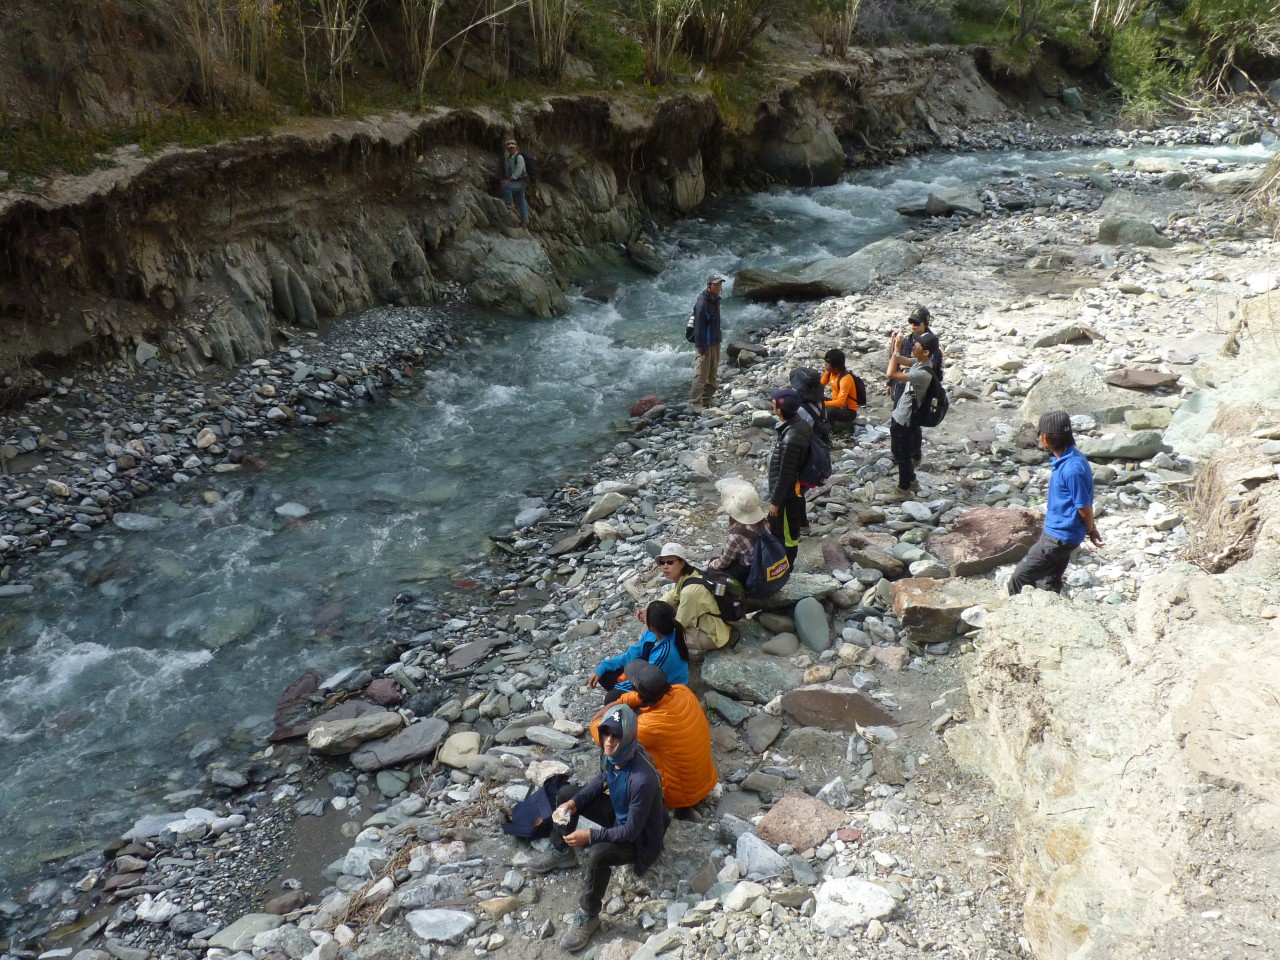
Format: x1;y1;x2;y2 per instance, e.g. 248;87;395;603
500;139;530;228
885;330;938;496
1008;410;1104;595
690;273;724;412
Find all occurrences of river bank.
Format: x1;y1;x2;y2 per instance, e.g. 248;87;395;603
4;106;1279;960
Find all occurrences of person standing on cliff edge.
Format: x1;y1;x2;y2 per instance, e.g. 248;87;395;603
500;139;530;228
690;273;724;412
1008;410;1104;595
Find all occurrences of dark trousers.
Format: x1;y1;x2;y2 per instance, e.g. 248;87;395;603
889;419;920;490
1008;532;1077;595
827;406;856;425
769;496;805;566
551;783;638;918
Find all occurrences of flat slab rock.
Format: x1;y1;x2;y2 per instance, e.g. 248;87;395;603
812;878;898;933
755;792;847;852
350;717;449;772
926;507;1041;576
780;684;896;733
1106;368;1182;390
405;909;476;944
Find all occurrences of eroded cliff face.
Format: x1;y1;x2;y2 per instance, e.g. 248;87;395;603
0;47;1014;391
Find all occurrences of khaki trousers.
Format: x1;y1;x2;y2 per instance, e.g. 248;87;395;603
691;344;720;405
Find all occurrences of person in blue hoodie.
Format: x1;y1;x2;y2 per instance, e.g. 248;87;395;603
588;600;689;702
529;703;669;952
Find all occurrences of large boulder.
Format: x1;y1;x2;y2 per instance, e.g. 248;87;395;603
733;239;921;303
1098;189;1186;220
1077;430;1166;461
1105;369;1182;391
464;238;570;317
1200;168;1262;194
811;879;898;933
1021;357;1134;427
897;186;984;218
926;508;1042;576
753;571;844;609
1096;216;1172;248
306;712;403;755
350;718;449;772
756;108;843;187
702;657;801;705
889;578;1006;647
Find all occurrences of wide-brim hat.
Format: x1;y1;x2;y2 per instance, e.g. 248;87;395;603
658;542;691;563
718;479;766;524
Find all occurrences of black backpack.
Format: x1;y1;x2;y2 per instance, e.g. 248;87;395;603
798;433;833;488
849;373;867;407
683;571;746;622
913;377;950;428
744;528;791;599
519;152;537;181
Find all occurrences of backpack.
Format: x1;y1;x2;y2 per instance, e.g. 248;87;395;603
913;376;950;428
744;528;791;599
798;433;833;488
501;773;569;839
519;152;537;181
848;372;867;408
683;571;746;622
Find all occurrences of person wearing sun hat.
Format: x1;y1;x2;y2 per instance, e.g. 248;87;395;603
1008;410;1104;595
706;478;770;584
650;541;731;651
529;702;669;952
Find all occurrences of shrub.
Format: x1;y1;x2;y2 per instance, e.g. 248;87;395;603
1183;0;1280;93
1105;17;1191;105
681;0;773;63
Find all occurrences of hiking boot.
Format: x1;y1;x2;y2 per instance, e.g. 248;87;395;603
882;486;911;501
560;913;601;953
528;848;576;874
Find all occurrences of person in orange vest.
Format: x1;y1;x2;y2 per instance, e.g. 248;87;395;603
821;348;859;434
590;659;718;816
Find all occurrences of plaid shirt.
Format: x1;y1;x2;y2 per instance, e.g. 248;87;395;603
707;521;768;578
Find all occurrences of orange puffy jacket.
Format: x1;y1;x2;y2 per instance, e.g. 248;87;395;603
590;684;718;810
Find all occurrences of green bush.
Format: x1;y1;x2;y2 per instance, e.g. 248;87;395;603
1183;0;1280;92
1105;18;1191;105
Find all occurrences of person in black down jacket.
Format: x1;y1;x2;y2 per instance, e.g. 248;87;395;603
767;387;812;566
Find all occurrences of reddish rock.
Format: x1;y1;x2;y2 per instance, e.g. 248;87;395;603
837;827;862;843
780;683;896;733
821;539;849;571
870;646;911;671
889;578;1005;647
274;671;320;724
363;677;403;706
925;507;1041;577
755;792;847;852
1106;368;1181;390
240;454;270;471
103;872;142;894
630;395;662;417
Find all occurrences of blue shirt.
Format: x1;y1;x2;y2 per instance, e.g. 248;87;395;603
594;629;689;692
1043;445;1094;545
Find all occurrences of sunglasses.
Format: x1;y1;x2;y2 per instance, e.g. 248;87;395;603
909;319;925;326
658;558;680;566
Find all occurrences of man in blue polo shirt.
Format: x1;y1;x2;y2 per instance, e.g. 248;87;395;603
1009;410;1104;595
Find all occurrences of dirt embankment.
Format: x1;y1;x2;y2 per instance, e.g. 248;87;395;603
0;45;1029;399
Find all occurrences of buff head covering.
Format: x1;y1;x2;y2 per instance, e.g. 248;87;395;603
598;702;639;769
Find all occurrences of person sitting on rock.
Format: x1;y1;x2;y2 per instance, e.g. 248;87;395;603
706;479;769;586
652;542;731;651
589;600;689;703
821;348;859;433
590;659;717;817
529;703;669;953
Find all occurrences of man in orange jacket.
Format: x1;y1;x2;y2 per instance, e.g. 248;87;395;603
821;348;859;433
590;659;718;814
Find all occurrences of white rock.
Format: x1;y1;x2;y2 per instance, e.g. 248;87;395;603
811;878;897;934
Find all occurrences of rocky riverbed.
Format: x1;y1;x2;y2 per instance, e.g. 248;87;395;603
4;109;1280;960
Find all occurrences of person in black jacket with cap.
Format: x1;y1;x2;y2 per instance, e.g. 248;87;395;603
767;387;812;565
690;273;724;411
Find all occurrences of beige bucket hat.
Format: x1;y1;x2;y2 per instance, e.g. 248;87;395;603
718;479;767;525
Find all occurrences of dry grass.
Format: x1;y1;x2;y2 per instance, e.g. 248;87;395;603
1178;465;1260;573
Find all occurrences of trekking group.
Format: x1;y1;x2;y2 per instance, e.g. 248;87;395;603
496;148;1103;950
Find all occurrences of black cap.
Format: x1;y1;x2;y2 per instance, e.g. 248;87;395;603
626;659;670;701
1038;411;1072;435
909;306;931;324
915;331;940;353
